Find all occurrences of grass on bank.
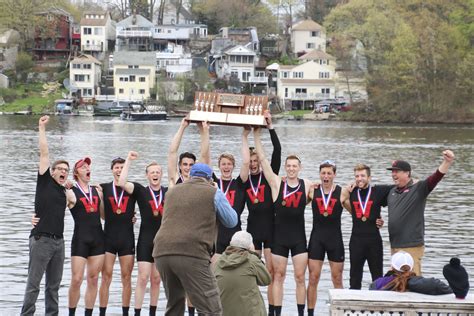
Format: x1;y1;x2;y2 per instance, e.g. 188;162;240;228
0;83;65;113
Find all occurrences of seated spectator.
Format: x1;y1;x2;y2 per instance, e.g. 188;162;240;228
214;231;271;316
370;251;468;296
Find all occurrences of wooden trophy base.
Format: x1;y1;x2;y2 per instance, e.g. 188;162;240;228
188;110;266;127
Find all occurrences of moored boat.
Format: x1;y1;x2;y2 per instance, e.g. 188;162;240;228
120;103;167;121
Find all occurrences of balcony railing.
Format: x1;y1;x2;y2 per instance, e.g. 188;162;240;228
82;44;102;51
249;76;268;83
288;92;331;100
117;30;152;37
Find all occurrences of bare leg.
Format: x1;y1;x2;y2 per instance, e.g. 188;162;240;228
135;262;152;309
307;259;323;309
329;261;344;289
271;254;288;306
149;263;161;307
263;248;275;305
99;252;115;308
85;254;104;309
292;253;308;305
69;256;87;308
119;254;134;307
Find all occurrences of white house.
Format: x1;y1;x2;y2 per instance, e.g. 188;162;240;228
272;60;336;109
80;11;115;55
69;54;102;99
0;29;20;71
112;51;156;101
156;44;192;77
213;45;263;83
291;19;326;56
116;14;154;52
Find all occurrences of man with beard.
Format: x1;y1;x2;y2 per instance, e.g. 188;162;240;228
21;115;70;316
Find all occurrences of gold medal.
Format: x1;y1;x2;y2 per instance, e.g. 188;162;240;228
254;198;259;204
153;211;159;217
116;208;122;214
361;216;367;222
282;200;286;206
89;206;95;212
323;211;328;217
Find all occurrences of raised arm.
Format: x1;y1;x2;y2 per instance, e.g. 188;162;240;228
438;150;455;174
197;121;210;165
253;128;280;200
265;112;281;174
118;151;137;194
167;118;189;187
38;115;50;175
239;127;251;182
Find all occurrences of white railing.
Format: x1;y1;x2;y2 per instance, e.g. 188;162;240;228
166;64;192;73
289;92;331;100
81;44;102;51
153;28;189;40
249;76;268;83
117;30;152;37
329;289;473;316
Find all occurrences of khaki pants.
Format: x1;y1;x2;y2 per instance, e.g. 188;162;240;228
391;245;425;276
155;255;222;316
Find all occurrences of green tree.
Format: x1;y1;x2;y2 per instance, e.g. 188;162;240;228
15;52;34;81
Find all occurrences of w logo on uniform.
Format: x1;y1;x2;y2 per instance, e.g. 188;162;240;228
247;185;266;202
284;191;303;208
108;196;130;213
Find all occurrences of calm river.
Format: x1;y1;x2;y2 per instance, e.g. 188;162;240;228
0;116;473;315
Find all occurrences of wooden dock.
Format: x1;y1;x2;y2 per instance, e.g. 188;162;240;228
329;289;474;315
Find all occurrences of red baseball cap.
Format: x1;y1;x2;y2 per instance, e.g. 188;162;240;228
74;157;91;171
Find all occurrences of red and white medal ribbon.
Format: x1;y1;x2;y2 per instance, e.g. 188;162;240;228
283;180;301;200
76;183;93;206
249;172;262;197
149;186;163;209
357;186;372;217
320;185;334;210
112;183;124;210
219;178;233;196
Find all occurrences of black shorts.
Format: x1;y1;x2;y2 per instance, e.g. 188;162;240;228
271;240;307;258
71;230;105;258
136;239;154;263
253;238;273;251
104;233;135;257
308;235;345;262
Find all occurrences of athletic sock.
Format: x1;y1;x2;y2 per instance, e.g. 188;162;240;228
149;305;157;316
123;306;130;315
188;306;195;315
85;308;93;316
297;304;305;316
69;307;76;316
274;306;282;316
99;306;106;316
308;308;314;316
134;308;141;316
268;304;275;316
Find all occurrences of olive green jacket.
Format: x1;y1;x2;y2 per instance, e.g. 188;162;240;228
214;246;271;316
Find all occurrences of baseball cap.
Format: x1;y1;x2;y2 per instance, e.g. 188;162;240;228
387;160;411;172
74;157;91;171
230;231;253;250
391;251;414;272
190;163;212;179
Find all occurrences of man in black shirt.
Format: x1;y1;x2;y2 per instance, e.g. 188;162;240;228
21;116;69;316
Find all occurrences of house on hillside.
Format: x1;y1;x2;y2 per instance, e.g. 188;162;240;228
112;51;156;101
69;54;102;100
291;19;326;56
271;60;336;110
0;29;20;71
116;14;154;52
156;43;192;78
33;7;73;62
80;11;116;59
160;1;196;25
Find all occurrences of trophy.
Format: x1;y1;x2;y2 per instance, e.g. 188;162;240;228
188;91;269;127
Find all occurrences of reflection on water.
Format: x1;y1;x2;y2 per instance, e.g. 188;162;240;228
1;116;473;315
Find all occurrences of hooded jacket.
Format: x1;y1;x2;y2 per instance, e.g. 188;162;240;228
370;271;453;295
214;246;271;316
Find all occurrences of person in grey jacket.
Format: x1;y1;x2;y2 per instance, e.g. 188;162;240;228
214;231;271;316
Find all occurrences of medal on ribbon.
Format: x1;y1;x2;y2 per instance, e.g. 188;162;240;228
149;186;163;217
76;183;94;212
282;180;300;206
249;172;262;204
320;185;334;217
113;183;124;215
357;186;372;222
219;178;233;196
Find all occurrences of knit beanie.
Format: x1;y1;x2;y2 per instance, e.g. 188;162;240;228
230;231;253;250
443;258;470;299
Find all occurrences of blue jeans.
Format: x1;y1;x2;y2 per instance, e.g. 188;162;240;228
21;235;65;316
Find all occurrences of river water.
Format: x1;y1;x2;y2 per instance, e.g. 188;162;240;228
0;116;473;315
